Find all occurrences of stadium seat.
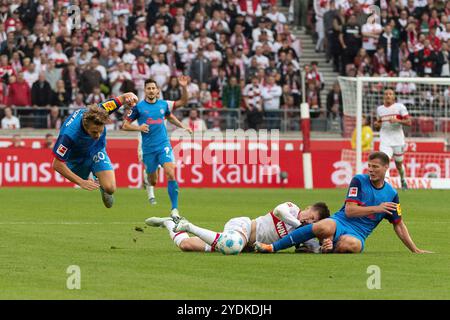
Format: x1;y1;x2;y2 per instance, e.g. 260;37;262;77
418;117;435;136
439;118;450;133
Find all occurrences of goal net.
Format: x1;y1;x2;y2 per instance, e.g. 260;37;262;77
338;77;450;188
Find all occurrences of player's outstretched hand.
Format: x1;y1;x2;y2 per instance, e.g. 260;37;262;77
178;75;190;87
139;124;149;133
80;178;100;191
376;202;398;215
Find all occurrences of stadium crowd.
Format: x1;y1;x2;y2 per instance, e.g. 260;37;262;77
0;0;448;132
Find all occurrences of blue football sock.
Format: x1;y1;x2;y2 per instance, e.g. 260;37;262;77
168;180;179;210
273;224;315;252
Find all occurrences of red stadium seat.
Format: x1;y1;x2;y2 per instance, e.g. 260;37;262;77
439;118;450;133
418;117;435;136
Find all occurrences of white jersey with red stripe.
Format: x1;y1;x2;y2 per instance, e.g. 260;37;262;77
255;202;300;244
377;102;409;146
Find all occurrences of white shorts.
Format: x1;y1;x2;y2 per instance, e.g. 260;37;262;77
379;144;405;162
223;217;252;243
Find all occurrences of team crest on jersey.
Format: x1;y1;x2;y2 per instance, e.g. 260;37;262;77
56;144;68;157
160;109;164;115
127;109;133;117
348;187;358;197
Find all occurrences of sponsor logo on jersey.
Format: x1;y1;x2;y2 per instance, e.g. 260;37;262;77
349;187;358;197
146;117;163;125
56;144;68;157
275;221;287;238
100;100;118;112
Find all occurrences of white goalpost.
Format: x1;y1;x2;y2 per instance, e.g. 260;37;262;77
338;76;450;189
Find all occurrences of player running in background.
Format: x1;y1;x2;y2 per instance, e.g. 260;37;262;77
52;92;138;208
374;89;411;189
255;152;432;254
145;202;330;254
122;76;191;220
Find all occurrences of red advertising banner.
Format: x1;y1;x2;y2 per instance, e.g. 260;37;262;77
0;139;448;188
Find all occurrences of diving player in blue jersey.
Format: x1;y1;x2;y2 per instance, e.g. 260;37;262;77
52;92;138;208
122;76;192;221
255;152;432;254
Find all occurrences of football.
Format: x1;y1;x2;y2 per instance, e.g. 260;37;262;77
216;230;245;255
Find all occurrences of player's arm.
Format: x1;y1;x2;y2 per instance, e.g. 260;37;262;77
167;113;193;134
393;220;433;253
121;106;149;133
97;92;138;115
172;75;189;110
344;177;398;218
373;116;382;130
52;158;99;191
272;203;301;228
390;115;412;126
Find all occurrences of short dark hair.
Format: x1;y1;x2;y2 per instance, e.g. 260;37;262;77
368;151;390;165
311;202;330;220
144;78;158;87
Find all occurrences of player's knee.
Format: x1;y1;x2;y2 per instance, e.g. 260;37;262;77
179;240;195;252
335;236;361;253
102;184;116;195
313;221;334;238
165;170;175;180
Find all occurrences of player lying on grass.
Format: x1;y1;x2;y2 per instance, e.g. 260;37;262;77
52;92;138;208
255;152;433;254
145;202;330;254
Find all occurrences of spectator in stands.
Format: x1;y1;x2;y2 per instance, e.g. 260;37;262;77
132;55;151;99
379;24;400;73
23;62;39;88
222;76;242;129
47;106;62;129
85;86;105;106
339;14;362;75
52;79;71;109
418;38;438;76
182;109;207;133
150;52;171;91
199;82;212;108
306;81;322;119
324;0;338;63
7;73;31;107
1;106;20;129
79;60;103;95
243;75;263;130
109;61;132;97
44;59;62;91
164;76;182;102
41;133;56;149
31;72;52;108
9;134;25;148
189;47;211;85
261;74;282;129
361;15;383;57
436;42;449;77
68;93;85;115
293;0;309;31
326;82;343;121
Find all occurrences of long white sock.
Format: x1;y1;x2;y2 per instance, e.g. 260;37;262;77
186;223;221;249
146;186;155;199
163;220;188;247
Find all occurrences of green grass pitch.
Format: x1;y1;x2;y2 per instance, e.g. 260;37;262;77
0;187;449;299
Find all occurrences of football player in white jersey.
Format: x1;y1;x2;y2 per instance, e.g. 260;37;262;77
374;89;412;189
144;202;330;254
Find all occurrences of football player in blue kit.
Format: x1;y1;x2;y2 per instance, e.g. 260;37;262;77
255;152;433;254
52;92;138;208
122;76;192;221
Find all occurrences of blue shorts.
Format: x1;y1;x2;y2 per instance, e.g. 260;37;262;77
331;216;366;252
143;146;174;174
67;148;114;180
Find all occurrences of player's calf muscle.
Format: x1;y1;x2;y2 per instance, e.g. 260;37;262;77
312;219;335;239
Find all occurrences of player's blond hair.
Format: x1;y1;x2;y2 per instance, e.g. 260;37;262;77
82;105;110;127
